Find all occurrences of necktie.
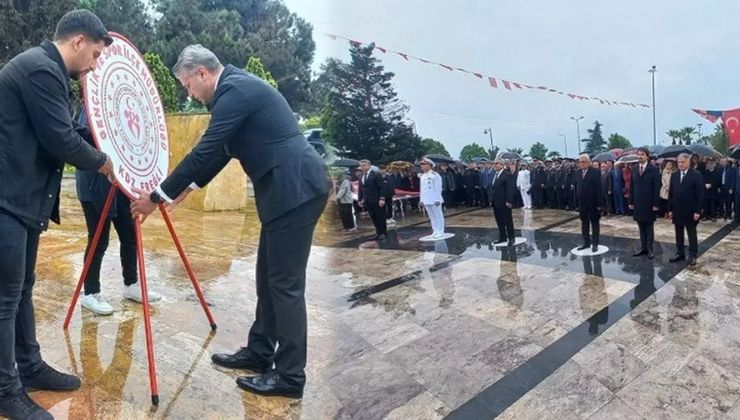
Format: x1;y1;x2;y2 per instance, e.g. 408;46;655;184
681;171;685;183
493;172;499;185
363;172;367;184
722;170;726;185
640;165;644;176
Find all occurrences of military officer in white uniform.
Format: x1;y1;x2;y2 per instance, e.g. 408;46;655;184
419;157;452;240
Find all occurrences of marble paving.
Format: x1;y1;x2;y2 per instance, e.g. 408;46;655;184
8;183;740;419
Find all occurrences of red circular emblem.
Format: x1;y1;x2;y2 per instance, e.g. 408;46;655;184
82;33;169;199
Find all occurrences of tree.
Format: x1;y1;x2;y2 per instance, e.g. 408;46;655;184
459;143;488;162
245;56;277;88
582;121;607;155
299;115;322;131
607;133;632;150
81;0;155;51
666;129;682;145
707;123;729;154
143;52;179;112
487;147;499;160
547;150;562;159
680;126;697;145
528;142;548;161
321;43;421;163
1;0;78;66
421;138;450;157
305;58;342;118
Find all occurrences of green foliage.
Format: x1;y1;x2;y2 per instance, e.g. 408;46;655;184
528;142;548;161
182;98;208;113
421;138;450;157
487;147;500;160
508;147;525;156
459;143;488;162
321;42;421;163
245;56;277;88
547;150;562;159
582;121;607;155
707;123;729;153
300;115;322;131
81;0;155;50
607;133;632;150
143;52;179;112
667;127;698;145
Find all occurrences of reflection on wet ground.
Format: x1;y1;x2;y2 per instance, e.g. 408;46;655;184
14;183;740;419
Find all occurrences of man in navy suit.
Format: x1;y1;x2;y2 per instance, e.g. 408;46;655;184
669;153;704;266
719;158;736;220
131;45;330;399
575;155;603;252
629;147;661;259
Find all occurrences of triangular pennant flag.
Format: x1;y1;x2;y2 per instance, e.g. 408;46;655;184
512;82;523;89
397;52;409;60
376;46;387;53
440;64;454;71
488;77;498;88
473;73;483;79
502;80;512;90
350;40;362;47
568;94;577;99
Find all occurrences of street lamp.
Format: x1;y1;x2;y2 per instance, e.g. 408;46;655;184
558;133;568;157
570;116;583;155
697;123;703;142
649;65;657;145
483;127;494;158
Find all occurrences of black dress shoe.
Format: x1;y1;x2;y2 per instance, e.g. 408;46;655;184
0;388;52;420
494;239;507;244
21;362;81;392
688;258;697;266
507;239;515;246
632;249;648;257
576;244;590;251
377;234;387;241
669;255;686;263
369;234;380;241
236;372;303;399
211;347;270;373
592;245;599;253
647;252;654;260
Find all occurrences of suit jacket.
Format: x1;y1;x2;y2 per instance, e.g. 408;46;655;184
159;65;329;223
629;163;660;223
600;170;612;196
701;167;722;199
575;167;603;212
358;170;388;204
720;166;737;191
491;170;515;208
669;168;704;225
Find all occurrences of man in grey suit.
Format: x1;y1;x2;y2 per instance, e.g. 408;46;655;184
131;45;330;399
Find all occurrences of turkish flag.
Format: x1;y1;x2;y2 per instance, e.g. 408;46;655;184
722;108;740;146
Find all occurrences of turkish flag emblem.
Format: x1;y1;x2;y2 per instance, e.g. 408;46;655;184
722;108;740;146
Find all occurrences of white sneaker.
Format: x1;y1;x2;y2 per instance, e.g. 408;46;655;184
81;294;114;315
123;284;162;303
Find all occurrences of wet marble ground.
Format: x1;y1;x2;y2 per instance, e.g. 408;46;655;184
10;183;740;419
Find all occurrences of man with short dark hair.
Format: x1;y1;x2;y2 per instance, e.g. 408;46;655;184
630;147;661;259
0;9;114;419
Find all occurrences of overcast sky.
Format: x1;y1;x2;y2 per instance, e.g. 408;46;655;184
284;0;740;158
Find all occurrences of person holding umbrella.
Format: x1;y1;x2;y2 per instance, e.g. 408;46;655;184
629;147;661;259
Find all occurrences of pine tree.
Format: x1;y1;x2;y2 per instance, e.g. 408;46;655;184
528;142;548;161
583;121;607;155
322;43;421;162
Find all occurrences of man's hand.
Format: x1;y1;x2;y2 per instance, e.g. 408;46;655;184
379;198;386;208
608;191;612;195
97;155;115;182
652;206;659;211
693;213;701;221
705;184;711;189
166;188;192;212
629;204;634;210
506;202;512;208
668;212;673;220
130;187;158;223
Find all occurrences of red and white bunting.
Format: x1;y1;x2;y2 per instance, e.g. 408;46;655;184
326;33;650;109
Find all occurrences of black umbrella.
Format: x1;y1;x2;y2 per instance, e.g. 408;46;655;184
658;145;691;159
730;144;740;159
688;143;722;159
647;144;666;156
617;154;639;164
426;154;457;164
593;151;616;162
331;158;360;168
472;156;490;164
497;151;522;161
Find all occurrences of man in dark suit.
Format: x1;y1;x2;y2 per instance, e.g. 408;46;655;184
464;162;480;206
575;155;603;252
358;160;389;240
0;10;116;420
599;162;613;216
629;148;661;259
719;158;736;220
491;159;516;246
702;158;722;221
669;154;704;266
131;45;330;399
531;161;546;209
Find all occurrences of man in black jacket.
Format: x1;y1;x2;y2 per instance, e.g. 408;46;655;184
358;160;390;239
629;148;661;259
669;154;704;266
0;10;114;420
491;159;516;246
131;45;330;399
702;158;722;221
575;155;603;252
464;163;480;206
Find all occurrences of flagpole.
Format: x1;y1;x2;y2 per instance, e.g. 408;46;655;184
649;65;657;145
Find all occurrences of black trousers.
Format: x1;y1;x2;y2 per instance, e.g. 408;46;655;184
546;188;556;208
736;194;740;221
720;189;733;218
365;201;387;236
80;194;138;295
466;188;476;206
580;208;600;246
493;205;515;241
532;186;544;208
247;193;328;387
674;221;698;258
0;211;42;395
556;188;566;209
704;198;718;219
637;221;655;252
339;203;355;229
479;188;489;207
385;197;394;220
